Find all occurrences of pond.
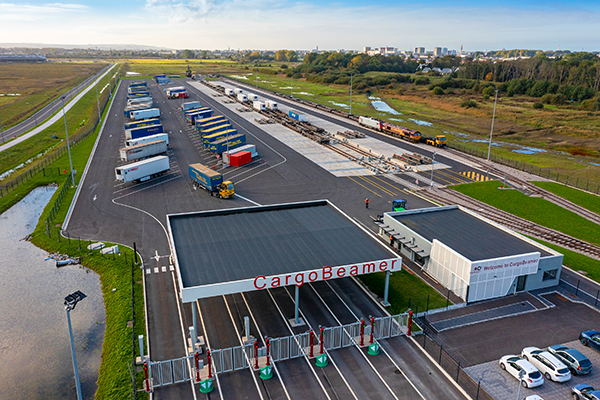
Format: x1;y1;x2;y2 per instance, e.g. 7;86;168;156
0;187;105;399
368;96;402;115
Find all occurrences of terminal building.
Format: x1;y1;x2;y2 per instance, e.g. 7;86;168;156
376;205;563;303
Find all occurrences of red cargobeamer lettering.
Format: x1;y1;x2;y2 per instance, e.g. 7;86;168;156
322;266;332;279
254;276;266;289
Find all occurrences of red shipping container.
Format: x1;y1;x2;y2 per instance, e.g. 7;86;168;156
229;151;252;167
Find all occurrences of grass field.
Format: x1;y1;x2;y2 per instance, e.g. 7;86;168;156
534;239;600;283
0;74;113;184
360;269;448;315
452;180;600;245
0;62;104;129
532;181;600;214
226;71;600;186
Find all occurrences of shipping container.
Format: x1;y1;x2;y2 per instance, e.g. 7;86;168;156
125;124;164;140
124;118;160;131
184;107;210;118
228;144;258;158
129;81;147;88
224;88;234;96
288;110;306;122
130;108;160;121
247;93;259;102
358;116;382;130
181;101;202;111
237;93;247;102
126;133;169;147
115;156;169;183
233;88;244;95
128;86;148;94
265;100;278;110
208;134;246;154
229;151;252;167
201;124;234;139
253;101;265;111
202;129;238;146
119;140;167;162
196;115;227;131
186;109;214;124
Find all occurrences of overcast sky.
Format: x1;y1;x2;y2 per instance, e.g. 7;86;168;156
1;0;599;51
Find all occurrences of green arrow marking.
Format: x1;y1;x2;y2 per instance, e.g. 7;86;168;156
368;342;380;356
260;365;273;380
199;378;214;393
315;353;329;367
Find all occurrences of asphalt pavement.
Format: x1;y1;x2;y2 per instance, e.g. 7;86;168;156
64;78;485;399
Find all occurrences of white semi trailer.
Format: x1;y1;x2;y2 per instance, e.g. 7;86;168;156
115;156;170;182
119;140;167;162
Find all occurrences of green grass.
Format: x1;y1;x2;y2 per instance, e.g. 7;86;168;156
452;180;600;246
0;73;114;184
359;269;448;315
532;181;600;214
0;62;104;129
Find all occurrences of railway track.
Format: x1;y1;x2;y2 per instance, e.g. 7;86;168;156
422;187;600;260
443;147;600;226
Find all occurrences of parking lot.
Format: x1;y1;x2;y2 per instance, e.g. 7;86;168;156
465;339;600;400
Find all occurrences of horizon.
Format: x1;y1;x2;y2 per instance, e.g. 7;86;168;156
0;1;599;51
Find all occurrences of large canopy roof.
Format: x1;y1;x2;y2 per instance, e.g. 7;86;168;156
168;200;399;302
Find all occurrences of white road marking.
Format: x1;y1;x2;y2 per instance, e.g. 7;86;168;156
153;250;160;263
146;269;151;274
93;195;97;201
154;267;159;274
195;299;225;400
161;266;167;273
169;265;174;271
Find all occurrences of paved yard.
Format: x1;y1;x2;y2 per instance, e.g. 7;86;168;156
465;340;600;400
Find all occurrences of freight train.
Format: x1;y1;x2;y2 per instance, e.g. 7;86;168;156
358;116;445;146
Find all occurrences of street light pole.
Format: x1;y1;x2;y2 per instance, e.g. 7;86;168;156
516;369;525;400
430;152;436;188
95;83;101;123
61;96;75;186
350;73;353;115
291;75;293;98
64;291;86;400
487;89;499;161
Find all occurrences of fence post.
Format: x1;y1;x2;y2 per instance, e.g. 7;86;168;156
456;361;461;382
360;319;365;346
576;280;580;297
207;350;212;379
476;380;480;400
320;327;324;355
309;331;314;358
446;289;450;309
596;290;599;307
266;338;271;367
426;294;430;313
254;340;259;370
439;344;443;364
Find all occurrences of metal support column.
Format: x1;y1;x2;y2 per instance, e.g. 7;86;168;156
295;285;300;324
383;271;391;306
66;308;83;400
192;301;198;348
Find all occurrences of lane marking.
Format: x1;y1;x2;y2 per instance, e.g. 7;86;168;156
239;293;292;400
221;295;266;400
196;299;225;400
153;267;159;274
357;175;397;196
317;282;425;400
265;289;332;400
234;193;261;206
161;266;167;273
346;176;382;197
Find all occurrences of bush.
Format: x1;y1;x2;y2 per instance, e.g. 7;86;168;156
414;77;430;85
482;86;496;97
581;97;600;111
460;99;478;108
533;102;544;109
541;93;565;105
432;86;445;95
280;64;288;69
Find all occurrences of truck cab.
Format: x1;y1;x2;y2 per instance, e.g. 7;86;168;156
392;199;407;211
218;181;235;199
427;135;446;147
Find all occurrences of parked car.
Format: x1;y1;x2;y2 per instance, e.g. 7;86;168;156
547;345;592;375
524;396;544;400
572;384;600;400
580;331;600;352
521;347;571;382
499;355;544;388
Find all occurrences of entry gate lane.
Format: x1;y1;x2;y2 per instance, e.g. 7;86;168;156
283;285;404;400
197;296;265;400
241;289;334;400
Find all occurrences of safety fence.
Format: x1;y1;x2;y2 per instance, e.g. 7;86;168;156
144;312;409;390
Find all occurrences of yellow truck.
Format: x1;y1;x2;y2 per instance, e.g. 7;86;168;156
189;163;234;199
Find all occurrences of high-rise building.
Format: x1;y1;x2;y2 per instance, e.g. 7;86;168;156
363;46;371;53
433;47;443;56
414;47;425;55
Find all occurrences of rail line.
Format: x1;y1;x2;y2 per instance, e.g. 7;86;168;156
422;187;600;260
442;147;600;226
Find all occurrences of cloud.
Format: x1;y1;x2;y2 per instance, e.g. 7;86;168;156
0;2;87;21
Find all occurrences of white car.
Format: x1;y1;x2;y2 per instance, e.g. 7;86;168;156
499;355;544;388
524;396;544;400
521;347;571;382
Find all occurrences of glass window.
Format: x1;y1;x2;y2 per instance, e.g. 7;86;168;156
543;269;558;281
529;371;541;379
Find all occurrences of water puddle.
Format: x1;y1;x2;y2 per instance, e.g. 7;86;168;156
368;96;401;115
125;72;140;76
328;101;350;109
589;162;600;167
512;147;547;154
295;91;314;96
408;118;434;127
230;75;249;80
0;187;105;399
390;118;404;122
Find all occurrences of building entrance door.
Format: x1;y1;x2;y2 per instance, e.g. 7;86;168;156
516;275;527;292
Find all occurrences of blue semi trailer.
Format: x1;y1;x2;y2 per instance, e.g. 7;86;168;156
125;124;164;140
124;118;160;130
208;134;246;154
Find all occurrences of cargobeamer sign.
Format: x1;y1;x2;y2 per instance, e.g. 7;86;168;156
180;258;402;302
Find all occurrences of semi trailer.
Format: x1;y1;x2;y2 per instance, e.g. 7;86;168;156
115;156;170;183
126;133;169;147
119;140;167;162
129;108;160;121
125;124;164;140
189;164;234;199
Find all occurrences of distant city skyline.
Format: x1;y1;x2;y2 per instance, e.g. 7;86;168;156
0;1;599;51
